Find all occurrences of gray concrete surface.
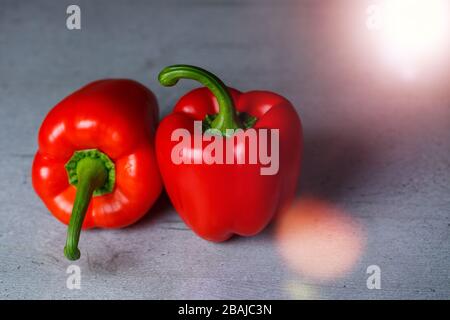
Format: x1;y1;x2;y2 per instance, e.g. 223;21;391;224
0;0;448;299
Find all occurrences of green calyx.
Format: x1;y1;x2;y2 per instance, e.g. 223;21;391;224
202;112;257;133
65;149;115;196
63;149;115;261
158;65;258;136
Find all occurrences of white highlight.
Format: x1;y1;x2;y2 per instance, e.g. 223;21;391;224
367;0;449;79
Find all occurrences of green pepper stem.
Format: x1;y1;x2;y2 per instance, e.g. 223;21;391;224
64;157;108;261
158;65;242;134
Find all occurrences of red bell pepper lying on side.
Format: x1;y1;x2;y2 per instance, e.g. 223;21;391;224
32;79;162;260
156;65;302;241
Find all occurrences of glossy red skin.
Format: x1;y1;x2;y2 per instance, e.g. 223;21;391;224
32;79;162;229
156;87;302;241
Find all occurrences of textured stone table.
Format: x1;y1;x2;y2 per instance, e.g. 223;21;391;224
0;0;448;299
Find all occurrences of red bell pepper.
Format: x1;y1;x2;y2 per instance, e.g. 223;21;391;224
32;79;162;260
156;65;302;241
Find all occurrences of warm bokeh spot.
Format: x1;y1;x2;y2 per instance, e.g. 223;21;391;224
276;197;365;282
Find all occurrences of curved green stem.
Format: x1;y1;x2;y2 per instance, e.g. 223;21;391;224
158;65;242;134
64;151;112;261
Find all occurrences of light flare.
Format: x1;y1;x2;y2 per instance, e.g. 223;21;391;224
373;0;449;78
275;197;365;282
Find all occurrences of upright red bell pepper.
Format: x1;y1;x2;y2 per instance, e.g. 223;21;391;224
156;65;302;241
32;79;162;260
